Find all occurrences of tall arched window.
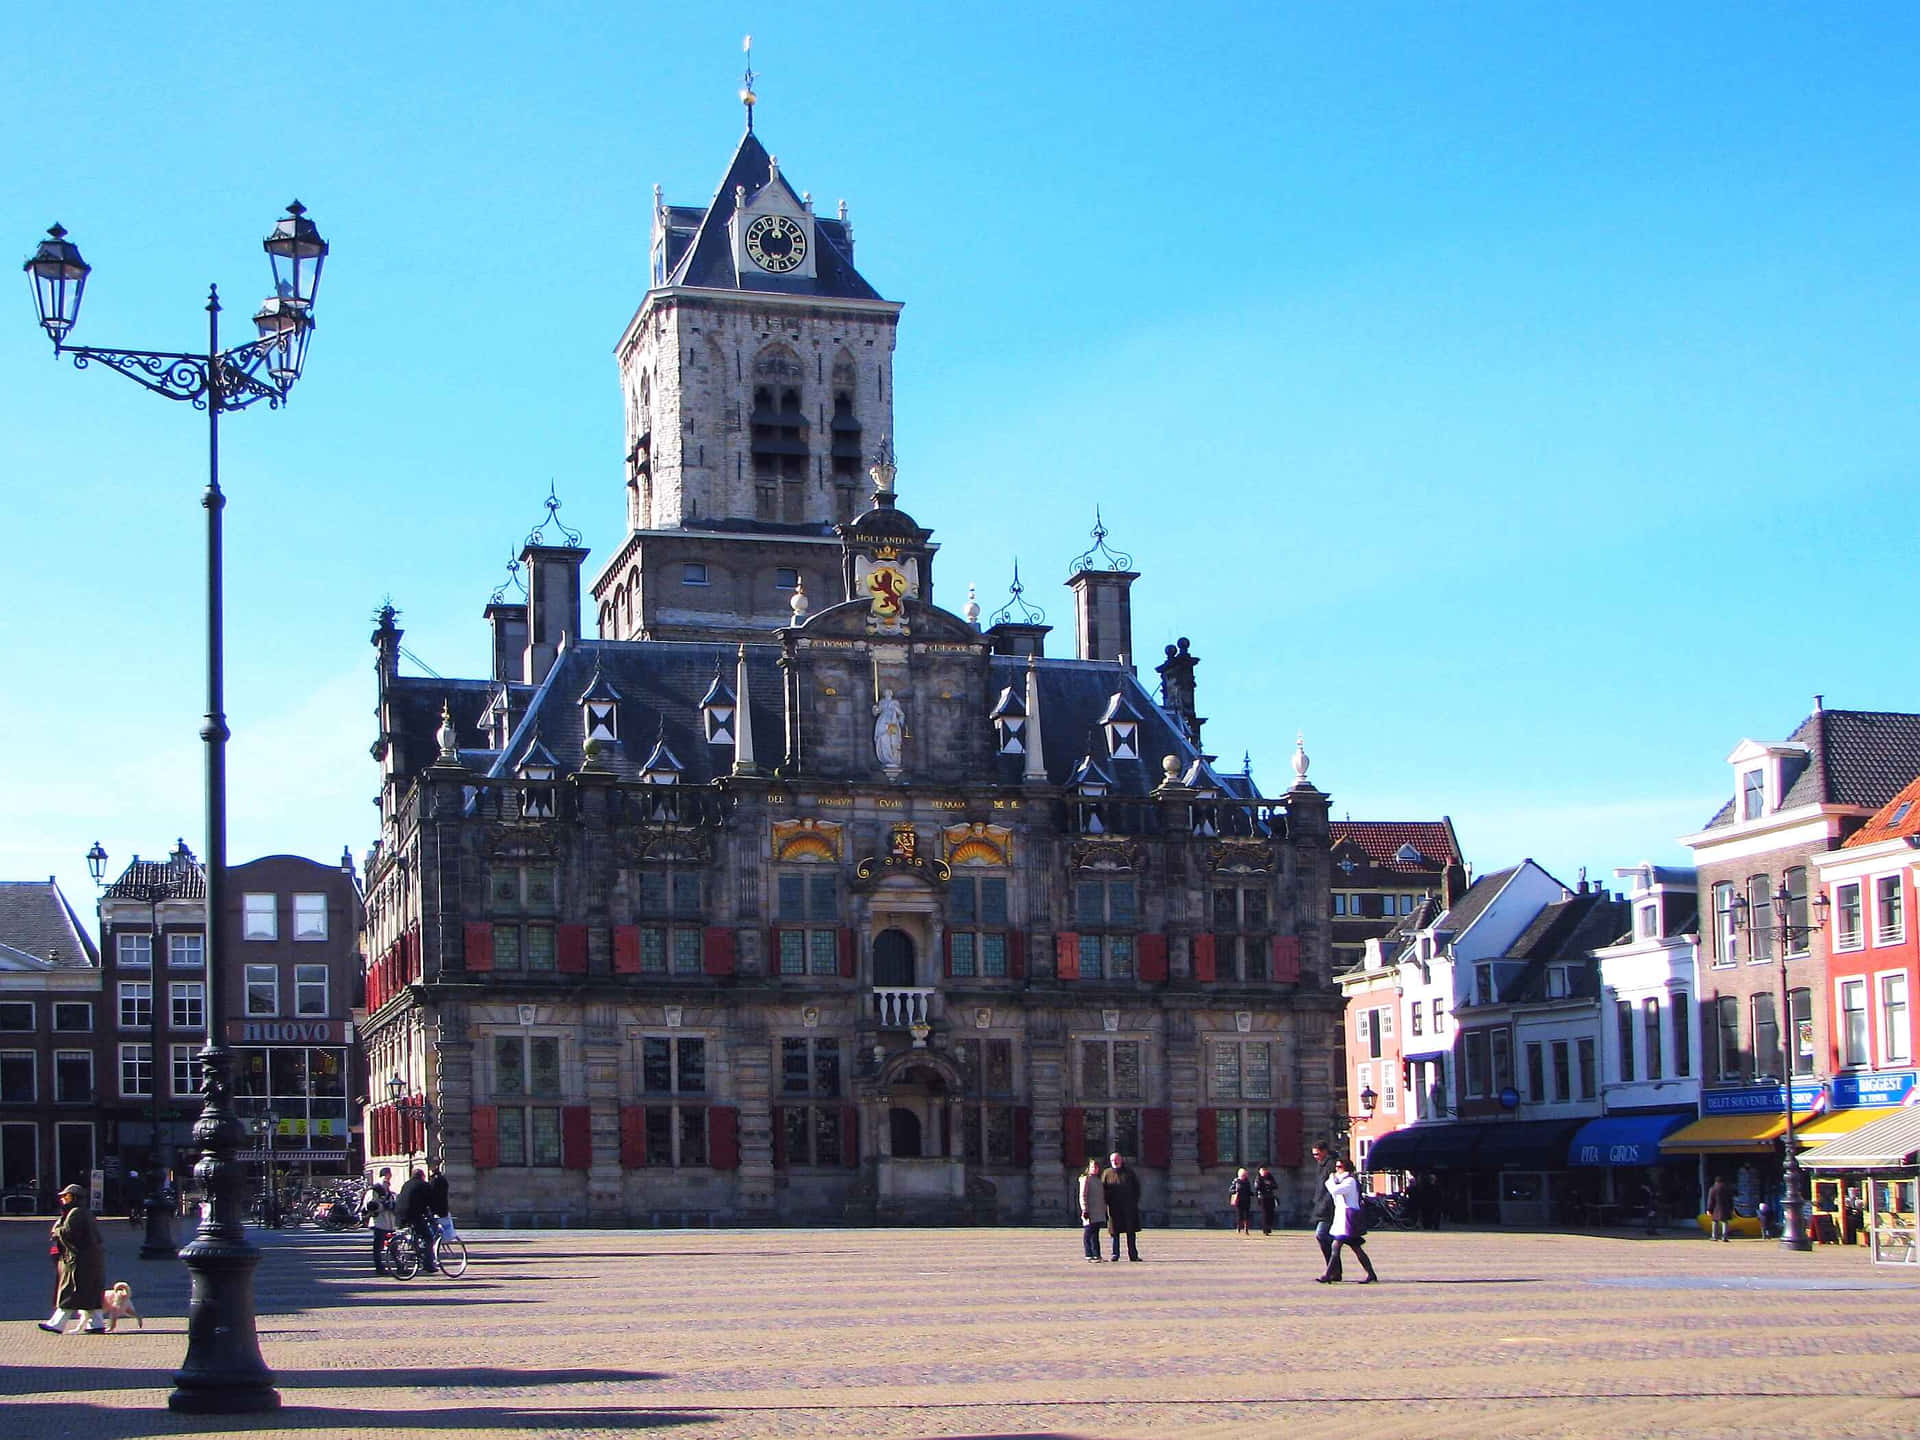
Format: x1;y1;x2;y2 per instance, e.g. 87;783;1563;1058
750;345;808;522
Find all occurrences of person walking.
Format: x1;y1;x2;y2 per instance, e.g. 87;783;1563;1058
1254;1166;1279;1236
1318;1156;1378;1285
40;1184;108;1333
1077;1157;1107;1262
396;1166;437;1273
1101;1151;1143;1262
1228;1167;1255;1235
1310;1141;1339;1276
363;1166;397;1274
1706;1174;1735;1243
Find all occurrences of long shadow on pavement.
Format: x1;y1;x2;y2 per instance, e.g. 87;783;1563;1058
0;1400;713;1437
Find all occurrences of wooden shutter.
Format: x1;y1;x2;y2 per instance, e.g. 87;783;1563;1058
838;927;856;978
561;1105;592;1169
709;1105;741;1169
409;925;423;981
612;926;642;975
464;922;494;974
1137;932;1168;984
841;1104;859;1166
1056;932;1080;981
1012;1106;1032;1167
619;1104;646;1169
1062;1106;1086;1171
556;924;589;974
1197;1107;1218;1169
471;1105;499;1169
1008;929;1026;980
1192;932;1217;983
1271;934;1301;983
1142;1107;1172;1168
703;926;736;977
942;930;953;978
1273;1107;1304;1168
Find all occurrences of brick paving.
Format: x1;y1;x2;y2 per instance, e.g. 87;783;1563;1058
4;1217;1918;1440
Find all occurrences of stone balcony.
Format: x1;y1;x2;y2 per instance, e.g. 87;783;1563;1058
871;986;935;1028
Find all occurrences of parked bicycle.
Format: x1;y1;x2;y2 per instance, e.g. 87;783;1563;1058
1361;1191;1419;1232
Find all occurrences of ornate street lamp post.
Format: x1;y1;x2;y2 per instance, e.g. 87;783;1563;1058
387;1072;437;1167
1731;882;1832;1253
28;203;328;1414
85;842;179;1260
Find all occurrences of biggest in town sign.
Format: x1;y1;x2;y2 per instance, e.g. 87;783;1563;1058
224;1019;349;1045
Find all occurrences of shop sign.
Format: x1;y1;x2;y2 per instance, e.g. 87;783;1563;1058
225;1019;347;1044
1701;1082;1824;1115
1829;1070;1916;1109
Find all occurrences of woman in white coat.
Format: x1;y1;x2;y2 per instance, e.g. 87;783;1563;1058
1318;1155;1379;1284
1077;1157;1107;1262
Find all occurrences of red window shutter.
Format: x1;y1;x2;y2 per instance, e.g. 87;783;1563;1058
771;1106;788;1169
1056;931;1080;981
943;929;954;978
1271;934;1301;983
619;1105;646;1169
1137;932;1168;984
838;927;856;978
1062;1106;1086;1171
409;925;422;981
709;1105;741;1170
1012;1106;1032;1167
464;922;494;974
613;926;642;975
1273;1107;1305;1168
1142;1107;1172;1168
841;1104;859;1166
556;924;590;974
1193;932;1217;983
1008;929;1026;980
561;1105;592;1170
703;926;736;977
1197;1107;1218;1169
471;1105;499;1169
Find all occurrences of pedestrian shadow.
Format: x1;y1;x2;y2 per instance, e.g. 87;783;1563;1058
0;1400;710;1436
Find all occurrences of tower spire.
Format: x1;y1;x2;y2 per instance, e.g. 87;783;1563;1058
740;34;757;131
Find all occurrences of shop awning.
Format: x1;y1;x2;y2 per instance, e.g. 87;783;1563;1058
1365;1119;1585;1172
1799;1107;1920;1170
1792;1107;1901;1145
1363;1122;1482;1172
1661;1110;1817;1154
1475;1119;1587;1170
1567;1112;1694;1167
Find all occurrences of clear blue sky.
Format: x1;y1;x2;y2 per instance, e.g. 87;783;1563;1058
7;4;1920;915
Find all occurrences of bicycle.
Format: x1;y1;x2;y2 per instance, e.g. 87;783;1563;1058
383;1224;468;1279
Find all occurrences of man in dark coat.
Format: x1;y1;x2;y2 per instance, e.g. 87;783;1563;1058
1100;1151;1144;1262
428;1165;451;1226
1705;1174;1735;1242
1311;1141;1340;1279
396;1167;437;1272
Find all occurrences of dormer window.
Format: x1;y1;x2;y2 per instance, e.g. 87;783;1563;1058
641;737;684;786
578;667;622;747
1639;902;1659;938
1395;842;1425;865
1098;693;1143;762
989;686;1027;755
1741;768;1765;820
700;673;736;746
1182;758;1219;836
1070;755;1114;834
516;738;558;818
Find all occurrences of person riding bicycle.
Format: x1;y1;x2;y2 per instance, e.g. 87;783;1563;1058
396;1166;437;1274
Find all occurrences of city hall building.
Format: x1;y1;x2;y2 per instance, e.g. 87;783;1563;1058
358;108;1342;1226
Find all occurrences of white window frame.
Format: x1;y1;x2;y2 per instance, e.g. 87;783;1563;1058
1874;875;1904;947
168;932;205;968
1838;977;1870;1069
242;893;277;940
245;965;279;1017
52;1050;92;1104
0;1001;32;1033
295;964;329;1017
119;1042;153;1099
117;980;152;1032
171;1043;200;1098
1877;969;1911;1068
169;981;205;1031
52;1002;91;1032
293;893;328;941
0;1050;36;1104
1835;882;1864;951
116;932;152;968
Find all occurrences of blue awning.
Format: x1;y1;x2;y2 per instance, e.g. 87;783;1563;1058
1567;1112;1693;1167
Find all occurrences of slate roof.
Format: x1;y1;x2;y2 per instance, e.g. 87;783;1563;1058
1702;709;1920;829
664;129;884;301
1498;891;1630;1001
0;879;99;968
1329;820;1462;873
1431;865;1520;938
1843;769;1920;849
101;854;206;902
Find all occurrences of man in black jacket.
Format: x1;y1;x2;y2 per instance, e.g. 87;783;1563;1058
395;1167;437;1273
1311;1141;1340;1280
1100;1152;1144;1262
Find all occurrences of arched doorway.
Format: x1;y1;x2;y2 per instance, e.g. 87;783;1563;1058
872;928;916;987
889;1108;923;1158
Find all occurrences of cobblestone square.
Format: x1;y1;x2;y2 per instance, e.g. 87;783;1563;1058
5;1219;1918;1440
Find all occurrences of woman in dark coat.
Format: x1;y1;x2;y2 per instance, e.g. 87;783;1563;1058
1229;1168;1255;1235
1705;1174;1735;1242
42;1184;107;1333
1254;1167;1279;1236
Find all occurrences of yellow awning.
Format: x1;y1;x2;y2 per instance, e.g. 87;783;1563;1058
1661;1110;1818;1154
1793;1107;1903;1143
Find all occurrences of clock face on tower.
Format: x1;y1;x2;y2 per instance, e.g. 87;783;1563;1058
743;214;808;273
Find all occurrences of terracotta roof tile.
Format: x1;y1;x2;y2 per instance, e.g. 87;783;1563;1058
1843;770;1920;848
1328;820;1462;872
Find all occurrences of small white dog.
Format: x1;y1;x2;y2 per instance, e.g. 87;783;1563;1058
99;1282;141;1332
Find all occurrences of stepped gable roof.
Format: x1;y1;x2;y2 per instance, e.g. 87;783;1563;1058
1844;770;1920;849
1329;820;1461;872
102;854;206;903
665;129;884;301
1703;709;1920;828
0;880;98;968
479;640;785;787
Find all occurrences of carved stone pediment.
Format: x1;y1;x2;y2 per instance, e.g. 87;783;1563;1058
1068;837;1146;873
1205;839;1274;875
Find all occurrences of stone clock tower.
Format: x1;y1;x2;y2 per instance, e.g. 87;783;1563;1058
593;118;903;643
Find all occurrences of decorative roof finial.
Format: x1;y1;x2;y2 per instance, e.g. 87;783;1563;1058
740;34;757;129
525;479;583;550
963;584;981;629
869;437;898;498
789;574;809;624
1069;506;1135;574
1292;731;1310;784
988;560;1046;628
435;701;459;763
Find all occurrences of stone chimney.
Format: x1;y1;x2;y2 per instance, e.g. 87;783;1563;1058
1067;568;1137;665
1154;637;1203;748
485;601;529;685
522;543;588;686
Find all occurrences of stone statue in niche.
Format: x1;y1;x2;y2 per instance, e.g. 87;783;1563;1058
873;689;905;769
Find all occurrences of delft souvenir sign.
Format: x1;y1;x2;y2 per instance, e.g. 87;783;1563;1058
1701;1081;1826;1115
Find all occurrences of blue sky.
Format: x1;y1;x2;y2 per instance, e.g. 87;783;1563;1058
7;4;1920;914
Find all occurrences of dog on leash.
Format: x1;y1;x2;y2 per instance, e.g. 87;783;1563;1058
100;1283;141;1331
